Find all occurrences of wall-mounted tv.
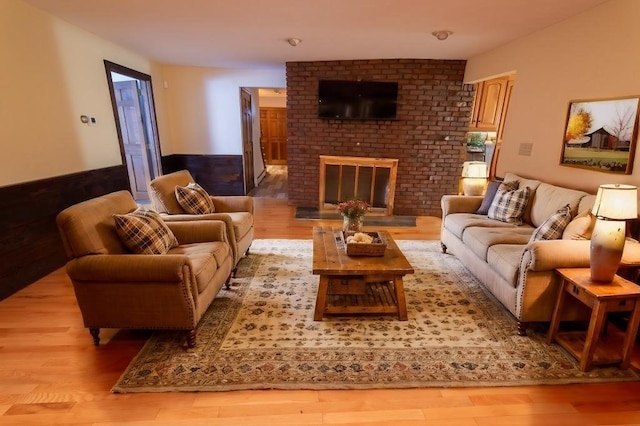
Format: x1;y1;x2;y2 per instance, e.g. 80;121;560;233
318;80;398;120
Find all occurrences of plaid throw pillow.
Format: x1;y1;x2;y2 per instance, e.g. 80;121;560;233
530;204;573;242
114;208;178;255
488;182;530;225
175;182;215;214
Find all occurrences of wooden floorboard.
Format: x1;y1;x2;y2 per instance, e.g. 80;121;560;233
2;171;640;425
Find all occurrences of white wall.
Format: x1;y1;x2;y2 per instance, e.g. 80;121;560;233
1;0;169;186
161;65;286;156
259;93;287;108
465;0;640;193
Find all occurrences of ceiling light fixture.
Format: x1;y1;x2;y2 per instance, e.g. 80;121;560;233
432;30;453;41
287;38;302;46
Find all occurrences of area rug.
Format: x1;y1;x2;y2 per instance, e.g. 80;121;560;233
112;239;639;393
295;207;416;227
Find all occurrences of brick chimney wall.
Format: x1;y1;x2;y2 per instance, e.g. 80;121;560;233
285;59;474;216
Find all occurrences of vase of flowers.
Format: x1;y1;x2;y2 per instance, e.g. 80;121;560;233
337;199;369;232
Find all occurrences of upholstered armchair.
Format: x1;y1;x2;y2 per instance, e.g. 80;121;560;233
148;170;254;272
56;190;234;348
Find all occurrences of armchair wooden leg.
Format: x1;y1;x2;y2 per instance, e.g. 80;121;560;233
231;267;238;278
185;329;196;348
225;274;232;289
89;328;100;346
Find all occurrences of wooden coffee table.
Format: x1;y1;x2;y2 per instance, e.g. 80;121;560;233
312;226;414;321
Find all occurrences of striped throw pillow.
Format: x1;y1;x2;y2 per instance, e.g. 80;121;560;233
114;208;178;255
175;182;215;214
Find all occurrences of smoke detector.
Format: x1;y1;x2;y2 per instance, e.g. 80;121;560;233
432;31;453;41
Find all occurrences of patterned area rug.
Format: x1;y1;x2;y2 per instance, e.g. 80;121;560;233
112;239;639;392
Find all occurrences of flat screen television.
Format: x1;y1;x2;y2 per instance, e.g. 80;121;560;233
318;80;398;120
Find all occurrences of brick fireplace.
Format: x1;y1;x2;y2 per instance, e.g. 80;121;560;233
286;59;474;217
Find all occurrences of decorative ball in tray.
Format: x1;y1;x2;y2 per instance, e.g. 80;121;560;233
343;231;387;256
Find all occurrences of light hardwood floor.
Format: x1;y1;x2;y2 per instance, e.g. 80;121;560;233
1;196;640;425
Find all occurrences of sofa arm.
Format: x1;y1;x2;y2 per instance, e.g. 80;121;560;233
211;196;254;214
166;220;228;244
66;254;191;282
441;195;483;217
522;239;591;272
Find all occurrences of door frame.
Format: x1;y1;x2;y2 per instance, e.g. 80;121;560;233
240;88;255;194
104;60;163;199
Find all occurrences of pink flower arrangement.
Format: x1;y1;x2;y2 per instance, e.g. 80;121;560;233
337;199;369;219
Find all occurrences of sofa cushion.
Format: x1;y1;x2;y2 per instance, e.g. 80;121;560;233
462;226;533;261
487;244;526;287
114;208;179;255
225;211;254;240
148;170;194;214
529;204;572;242
488;184;531;226
444;213;517;239
475;180;501;215
503;173;542;225
528;183;588;227
562;210;596;240
175;182;215;214
169;241;230;293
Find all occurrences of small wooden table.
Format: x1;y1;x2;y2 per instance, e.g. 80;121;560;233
312;227;414;321
547;268;640;371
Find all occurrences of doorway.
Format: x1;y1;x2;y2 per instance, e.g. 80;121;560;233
104;61;162;202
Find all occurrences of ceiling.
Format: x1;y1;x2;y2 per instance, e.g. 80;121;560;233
23;0;610;69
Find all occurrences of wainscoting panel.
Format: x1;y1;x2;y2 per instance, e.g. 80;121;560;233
0;166;129;300
161;154;245;195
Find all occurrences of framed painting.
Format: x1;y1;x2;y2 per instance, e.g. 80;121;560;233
560;96;640;174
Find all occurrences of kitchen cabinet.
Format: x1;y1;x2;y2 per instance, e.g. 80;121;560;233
490;77;515;178
469;76;509;131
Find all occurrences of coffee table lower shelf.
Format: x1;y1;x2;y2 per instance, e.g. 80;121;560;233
324;281;400;316
314;276;408;320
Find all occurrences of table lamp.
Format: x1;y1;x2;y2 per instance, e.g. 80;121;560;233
590;184;638;282
461;161;488;196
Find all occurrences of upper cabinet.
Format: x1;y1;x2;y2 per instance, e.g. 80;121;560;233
469;76;511;131
496;77;515;142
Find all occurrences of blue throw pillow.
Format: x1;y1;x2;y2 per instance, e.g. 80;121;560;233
475;180;501;215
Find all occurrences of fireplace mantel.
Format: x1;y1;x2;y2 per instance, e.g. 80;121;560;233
319;155;398;216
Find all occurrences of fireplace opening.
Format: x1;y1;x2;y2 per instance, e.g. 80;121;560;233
319;155;398;215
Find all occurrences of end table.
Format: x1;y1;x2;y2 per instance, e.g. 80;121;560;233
547;268;640;372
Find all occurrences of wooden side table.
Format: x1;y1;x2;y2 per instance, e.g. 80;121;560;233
547;268;640;372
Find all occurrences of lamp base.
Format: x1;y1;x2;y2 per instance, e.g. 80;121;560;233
462;178;486;196
590;219;626;283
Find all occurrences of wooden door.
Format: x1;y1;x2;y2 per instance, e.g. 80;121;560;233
241;89;255;194
114;80;153;200
259;107;288;165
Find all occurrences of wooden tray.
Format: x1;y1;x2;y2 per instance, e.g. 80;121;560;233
343;231;387;256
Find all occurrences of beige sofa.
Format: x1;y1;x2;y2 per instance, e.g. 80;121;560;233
440;173;602;335
56;190;234;348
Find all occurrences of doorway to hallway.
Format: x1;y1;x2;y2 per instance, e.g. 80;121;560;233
104;61;162;202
